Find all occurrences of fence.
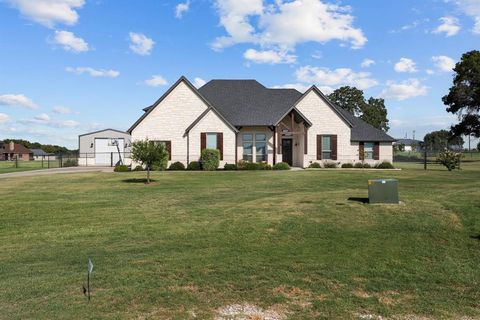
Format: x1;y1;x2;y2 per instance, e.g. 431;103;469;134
393;149;480;169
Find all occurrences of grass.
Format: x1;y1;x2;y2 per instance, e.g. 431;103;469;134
0;161;479;319
0;160;60;173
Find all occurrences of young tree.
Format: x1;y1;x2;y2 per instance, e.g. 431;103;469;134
443;50;480;137
131;140;169;184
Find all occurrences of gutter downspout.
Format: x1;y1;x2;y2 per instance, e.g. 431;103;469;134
187;131;190;165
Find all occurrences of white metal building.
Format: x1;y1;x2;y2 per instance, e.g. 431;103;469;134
78;129;131;166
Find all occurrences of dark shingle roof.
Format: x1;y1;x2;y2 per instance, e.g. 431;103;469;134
198;80;303;126
394;138;422;145
29;149;50;156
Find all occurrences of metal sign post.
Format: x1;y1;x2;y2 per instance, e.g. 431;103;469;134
87;259;93;302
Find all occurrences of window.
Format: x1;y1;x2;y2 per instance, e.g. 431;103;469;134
364;142;374;159
243;134;253;162
206;133;217;149
322;135;331;159
243;133;267;162
255;133;267;162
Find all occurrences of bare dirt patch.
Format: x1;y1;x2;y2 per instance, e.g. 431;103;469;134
214;304;285;320
273;285;313;307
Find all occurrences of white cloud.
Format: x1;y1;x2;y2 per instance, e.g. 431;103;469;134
52;30;89;52
0;94;38;109
20;113;80;128
394;58;417;73
449;0;480;34
53;106;74;114
432;55;456;72
0;113;10;123
212;0;366;54
360;59;375;68
34;113;50;121
426;69;435;75
175;1;190;19
7;0;85;28
271;83;312;93
433;16;461;37
243;48;296;64
295;65;378;90
380;79;428;101
66;67;120;78
144;75;168;87
193;77;206;88
128;32;154;56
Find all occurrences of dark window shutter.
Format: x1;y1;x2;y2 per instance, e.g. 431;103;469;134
359;142;365;160
374;142;380;160
304;129;308;155
217;133;223;160
331;135;337;160
316;135;322;160
166;141;172;160
200;133;206;153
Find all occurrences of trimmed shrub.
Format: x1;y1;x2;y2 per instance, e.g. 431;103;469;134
187;161;201;171
363;163;371;168
237;160;248;170
375;161;394;169
201;149;220;171
341;163;354;168
354;162;364;169
324;161;338;168
308;162;321;168
224;163;237;170
114;164;129;172
169;161;185;171
244;162;260;170
257;162;272;170
63;159;78;167
133;165;144;171
273;162;290;170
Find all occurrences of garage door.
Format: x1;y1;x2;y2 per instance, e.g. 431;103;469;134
95;138;125;165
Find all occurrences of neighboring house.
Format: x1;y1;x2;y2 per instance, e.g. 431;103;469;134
0;141;33;161
394;139;422;152
78;129;132;166
29;148;53;160
128;77;394;168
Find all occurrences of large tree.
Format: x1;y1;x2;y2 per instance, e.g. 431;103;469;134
327;86;390;132
443;50;480;137
423;130;464;151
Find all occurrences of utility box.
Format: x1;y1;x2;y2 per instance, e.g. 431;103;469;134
368;179;399;204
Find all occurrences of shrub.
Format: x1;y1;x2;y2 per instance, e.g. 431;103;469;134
114;164;129;172
273;162;290;170
341;163;354;168
354;162;364;169
308;162;321;168
63;159;78;167
244;162;260;170
323;161;338;168
201;149;220;171
133;165;144;171
375;161;394;169
257;162;272;170
437;149;462;171
187;161;201;171
224;163;237;170
169;161;185;171
363;163;371;168
237;160;248;170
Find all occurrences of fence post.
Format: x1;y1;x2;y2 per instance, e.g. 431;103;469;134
424;148;427;170
111;152;113;167
42;156;44;168
15;157;18;168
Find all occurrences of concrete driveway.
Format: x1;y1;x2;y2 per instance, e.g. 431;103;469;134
0;166;113;179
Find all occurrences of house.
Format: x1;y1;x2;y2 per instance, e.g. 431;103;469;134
29;148;53;160
0;141;33;161
128;77;394;168
394;138;422;152
78;129;132;166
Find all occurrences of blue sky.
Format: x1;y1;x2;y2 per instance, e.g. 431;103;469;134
0;0;479;149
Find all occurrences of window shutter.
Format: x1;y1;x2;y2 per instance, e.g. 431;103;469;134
374;142;380;160
331;135;337;160
304;129;308;155
316;135;322;160
200;133;206;153
166;141;172;160
217;133;223;160
359;142;365;160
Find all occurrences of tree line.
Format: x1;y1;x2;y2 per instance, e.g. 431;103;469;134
2;139;75;154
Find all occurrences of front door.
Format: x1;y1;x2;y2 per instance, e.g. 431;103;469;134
282;139;293;166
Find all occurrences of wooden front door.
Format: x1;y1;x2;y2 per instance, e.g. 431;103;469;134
282;139;293;166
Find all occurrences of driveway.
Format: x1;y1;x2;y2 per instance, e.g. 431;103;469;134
0;166;113;179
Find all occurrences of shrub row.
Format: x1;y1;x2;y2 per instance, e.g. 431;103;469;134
308;161;395;169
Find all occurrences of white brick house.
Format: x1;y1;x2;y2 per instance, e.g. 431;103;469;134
128;76;394;168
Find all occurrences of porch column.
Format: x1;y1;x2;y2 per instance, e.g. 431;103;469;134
273;126;277;165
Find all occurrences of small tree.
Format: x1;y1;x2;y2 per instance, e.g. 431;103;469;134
131;140;169;183
437;149;463;171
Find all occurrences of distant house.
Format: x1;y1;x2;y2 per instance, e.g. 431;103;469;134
29;148;53;160
0;141;33;161
394;138;423;152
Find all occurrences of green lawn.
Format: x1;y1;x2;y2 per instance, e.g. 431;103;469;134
1;163;479;319
0;160;60;173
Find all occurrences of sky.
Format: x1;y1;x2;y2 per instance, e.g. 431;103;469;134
0;0;479;149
